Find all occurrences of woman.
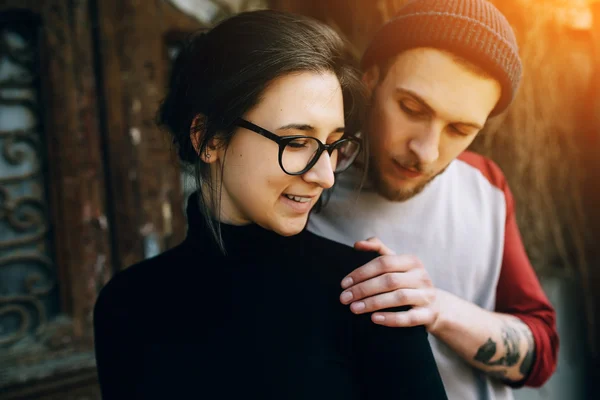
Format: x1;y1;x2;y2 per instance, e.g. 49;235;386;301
93;10;447;399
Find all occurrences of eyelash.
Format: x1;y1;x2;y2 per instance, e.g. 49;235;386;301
400;100;472;137
449;125;461;134
399;102;423;117
449;126;469;137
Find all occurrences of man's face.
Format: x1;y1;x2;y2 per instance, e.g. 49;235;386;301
364;48;502;201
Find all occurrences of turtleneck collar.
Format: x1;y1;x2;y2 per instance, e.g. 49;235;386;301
184;192;297;259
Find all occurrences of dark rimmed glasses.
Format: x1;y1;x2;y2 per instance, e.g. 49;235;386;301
235;118;361;176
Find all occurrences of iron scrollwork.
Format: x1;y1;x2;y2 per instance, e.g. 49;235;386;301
0;15;57;348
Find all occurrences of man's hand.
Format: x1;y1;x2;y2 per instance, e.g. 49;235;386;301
341;237;440;329
343;239;541;383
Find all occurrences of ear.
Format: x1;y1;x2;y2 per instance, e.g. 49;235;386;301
362;65;380;97
190;114;205;154
190;114;219;164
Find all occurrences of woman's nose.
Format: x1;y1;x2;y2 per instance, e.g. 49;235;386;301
302;151;335;189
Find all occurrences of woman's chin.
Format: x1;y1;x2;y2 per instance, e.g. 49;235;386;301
270;216;309;237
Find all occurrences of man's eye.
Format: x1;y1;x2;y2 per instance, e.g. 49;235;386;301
449;125;470;136
399;101;422;116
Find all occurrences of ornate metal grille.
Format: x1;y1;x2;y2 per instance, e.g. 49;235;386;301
0;14;58;348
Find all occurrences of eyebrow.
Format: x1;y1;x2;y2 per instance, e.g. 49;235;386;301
277;123;345;134
396;88;484;130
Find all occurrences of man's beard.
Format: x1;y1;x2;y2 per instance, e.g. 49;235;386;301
368;157;447;202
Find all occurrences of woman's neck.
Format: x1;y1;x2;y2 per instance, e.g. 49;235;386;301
200;184;251;226
185;191;292;258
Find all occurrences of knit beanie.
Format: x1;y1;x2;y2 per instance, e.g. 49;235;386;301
361;0;522;116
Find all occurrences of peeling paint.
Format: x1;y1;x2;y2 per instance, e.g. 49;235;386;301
129;127;141;145
162;201;173;235
167;0;220;23
96;215;108;230
219;0;268;12
167;0;268;23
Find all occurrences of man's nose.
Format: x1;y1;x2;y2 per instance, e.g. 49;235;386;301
408;127;440;165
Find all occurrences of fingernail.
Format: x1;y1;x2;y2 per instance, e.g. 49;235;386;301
373;315;385;323
341;277;353;289
341;291;353;303
352;301;365;312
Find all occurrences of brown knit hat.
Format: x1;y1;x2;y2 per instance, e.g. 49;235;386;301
361;0;522;116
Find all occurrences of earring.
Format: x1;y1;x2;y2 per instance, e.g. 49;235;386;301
205;152;211;159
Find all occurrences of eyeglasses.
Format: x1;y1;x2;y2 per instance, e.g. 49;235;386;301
235;118;361;176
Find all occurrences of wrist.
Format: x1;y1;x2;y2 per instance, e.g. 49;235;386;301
427;289;454;336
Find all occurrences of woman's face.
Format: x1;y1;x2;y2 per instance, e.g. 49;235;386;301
209;71;345;236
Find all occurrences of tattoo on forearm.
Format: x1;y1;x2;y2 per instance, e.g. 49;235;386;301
473;319;535;379
519;324;535;376
474;324;521;366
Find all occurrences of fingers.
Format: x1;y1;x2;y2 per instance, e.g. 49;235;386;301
341;268;432;304
371;306;437;328
354;237;396;256
354;237;395;256
348;288;436;314
341;254;422;289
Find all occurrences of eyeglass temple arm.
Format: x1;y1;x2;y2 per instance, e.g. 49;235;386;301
235;118;282;143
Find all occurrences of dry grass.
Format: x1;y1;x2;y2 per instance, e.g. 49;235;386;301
476;0;597;350
473;0;592;276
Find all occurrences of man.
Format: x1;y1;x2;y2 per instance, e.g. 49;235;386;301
308;0;559;399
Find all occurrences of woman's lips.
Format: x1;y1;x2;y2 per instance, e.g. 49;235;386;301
280;194;315;213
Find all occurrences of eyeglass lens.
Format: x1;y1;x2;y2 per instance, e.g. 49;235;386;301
281;137;359;174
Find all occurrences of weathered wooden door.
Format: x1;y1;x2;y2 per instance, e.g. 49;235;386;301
0;0;207;398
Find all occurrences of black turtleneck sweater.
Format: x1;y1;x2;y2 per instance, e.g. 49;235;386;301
93;195;448;399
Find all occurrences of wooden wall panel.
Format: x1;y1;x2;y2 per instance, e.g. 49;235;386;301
95;0;199;270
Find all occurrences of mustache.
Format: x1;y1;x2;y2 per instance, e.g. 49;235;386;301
392;157;427;174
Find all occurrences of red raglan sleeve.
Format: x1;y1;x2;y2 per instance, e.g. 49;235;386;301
459;152;559;387
491;161;559;387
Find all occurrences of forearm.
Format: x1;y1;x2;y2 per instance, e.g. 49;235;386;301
429;290;535;383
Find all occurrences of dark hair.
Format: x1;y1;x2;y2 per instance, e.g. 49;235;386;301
157;10;366;250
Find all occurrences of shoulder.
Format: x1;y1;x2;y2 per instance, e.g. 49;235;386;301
93;242;192;321
301;230;379;273
456;151;509;193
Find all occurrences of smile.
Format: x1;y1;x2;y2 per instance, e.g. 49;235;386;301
283;194;312;203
